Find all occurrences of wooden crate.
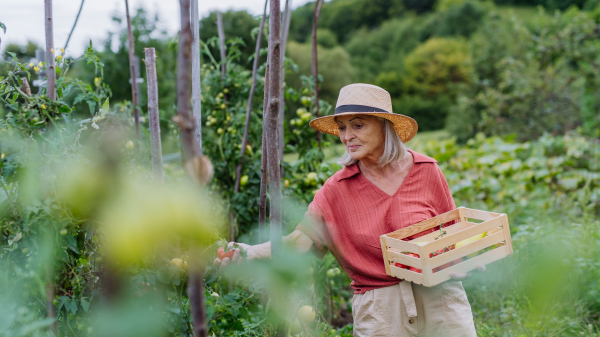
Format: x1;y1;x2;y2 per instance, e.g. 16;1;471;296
379;207;513;287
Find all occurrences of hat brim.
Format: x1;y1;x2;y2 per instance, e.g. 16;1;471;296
308;111;419;143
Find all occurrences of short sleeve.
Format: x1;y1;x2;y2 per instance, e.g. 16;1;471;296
295;193;330;259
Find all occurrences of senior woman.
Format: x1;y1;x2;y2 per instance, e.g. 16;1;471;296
216;84;479;336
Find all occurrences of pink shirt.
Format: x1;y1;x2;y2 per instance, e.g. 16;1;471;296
296;149;457;294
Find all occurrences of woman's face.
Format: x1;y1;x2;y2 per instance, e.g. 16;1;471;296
336;114;385;162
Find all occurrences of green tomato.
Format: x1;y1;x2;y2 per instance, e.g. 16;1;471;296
301;112;312;121
326;269;336;278
217;128;224;134
301;96;312;106
60;229;68;236
240;175;249;186
296;108;307;116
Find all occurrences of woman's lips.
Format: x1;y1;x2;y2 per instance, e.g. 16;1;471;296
348;145;360;150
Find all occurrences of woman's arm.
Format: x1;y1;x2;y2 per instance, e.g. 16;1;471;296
214;229;315;268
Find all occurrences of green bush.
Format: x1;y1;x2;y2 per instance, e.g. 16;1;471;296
393;94;452;131
403;37;473;96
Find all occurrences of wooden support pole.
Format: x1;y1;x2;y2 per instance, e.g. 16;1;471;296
278;0;292;179
20;77;32;97
43;2;57;336
191;0;202;154
177;1;211;337
144;48;164;184
63;0;85;52
259;56;270;244
235;0;268;195
267;0;282;258
125;0;140;138
216;12;227;81
311;0;324;151
45;0;56;101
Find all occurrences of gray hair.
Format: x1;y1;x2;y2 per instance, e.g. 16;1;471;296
338;117;407;167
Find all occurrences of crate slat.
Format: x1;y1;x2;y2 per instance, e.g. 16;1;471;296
427;244;509;286
380;236;392;276
461;207;501;221
386;209;460;240
383;236;420;254
427;231;505;269
420;216;503;255
387;250;422;269
390;265;425;284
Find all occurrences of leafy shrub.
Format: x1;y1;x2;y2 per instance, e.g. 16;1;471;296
448;8;600;141
432;0;490;38
393;94;452;131
403;37;473;96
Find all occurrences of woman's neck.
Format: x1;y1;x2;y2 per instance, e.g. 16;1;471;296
358;157;401;179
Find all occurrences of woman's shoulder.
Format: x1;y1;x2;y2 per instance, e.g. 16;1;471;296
407;149;438;165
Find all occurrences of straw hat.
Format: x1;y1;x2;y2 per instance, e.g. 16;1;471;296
309;83;418;143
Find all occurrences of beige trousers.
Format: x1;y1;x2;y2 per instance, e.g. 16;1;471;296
351;281;477;337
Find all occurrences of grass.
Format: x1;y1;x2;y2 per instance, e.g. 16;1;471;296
283;129;451;164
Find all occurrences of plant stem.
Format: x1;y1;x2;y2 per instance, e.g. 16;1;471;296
45;0;56;101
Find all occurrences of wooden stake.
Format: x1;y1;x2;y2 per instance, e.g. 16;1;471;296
125;0;140;138
311;0;324;151
235;0;268;194
43;3;57;335
216;12;227;81
20;77;32;97
144;48;164;184
177;1;211;337
278;0;292;179
45;0;56;101
259;56;270;244
191;0;202;154
267;0;282;258
63;0;85;52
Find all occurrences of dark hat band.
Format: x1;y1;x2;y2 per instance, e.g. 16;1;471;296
334;104;389;115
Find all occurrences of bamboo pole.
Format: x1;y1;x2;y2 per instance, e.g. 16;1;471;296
216;12;227;81
258;56;270;244
125;0;140;138
191;0;202;154
234;0;268;195
63;0;85;52
311;0;324;151
278;0;291;176
144;48;164;184
177;1;210;337
45;0;56;101
267;0;282;257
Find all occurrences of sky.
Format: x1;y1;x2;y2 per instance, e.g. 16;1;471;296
1;0;311;56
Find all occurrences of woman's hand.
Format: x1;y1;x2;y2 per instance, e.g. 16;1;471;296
213;242;254;270
449;265;486;281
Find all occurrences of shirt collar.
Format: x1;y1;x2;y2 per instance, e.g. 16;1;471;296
336;149;437;182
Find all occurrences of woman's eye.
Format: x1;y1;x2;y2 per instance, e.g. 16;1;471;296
338;126;345;131
354;124;363;129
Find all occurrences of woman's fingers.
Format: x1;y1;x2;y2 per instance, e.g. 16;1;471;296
449;271;472;280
